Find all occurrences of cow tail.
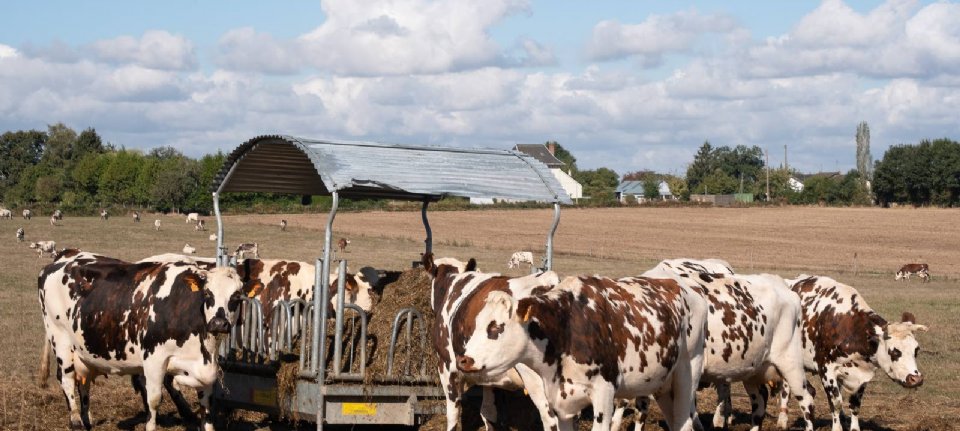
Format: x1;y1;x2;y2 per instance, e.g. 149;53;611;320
38;339;50;388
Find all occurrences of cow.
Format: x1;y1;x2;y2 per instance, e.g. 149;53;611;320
16;227;25;242
209;233;217;241
895;263;929;282
50;215;58;226
183;243;197;255
640;259;815;431
99;209;109;221
186;212;200;223
506;251;534;269
29;240;57;258
23;209;32;220
454;267;709;431
422;253;559;431
235;243;259;260
0;208;11;219
337;238;350;253
37;249;244;431
132;211;140;223
195;220;206;231
52;209;63;221
280;219;287;231
775;276;928;431
154;219;161;231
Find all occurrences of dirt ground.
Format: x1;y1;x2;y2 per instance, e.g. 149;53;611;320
1;206;957;430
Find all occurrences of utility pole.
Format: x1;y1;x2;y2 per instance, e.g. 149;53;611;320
765;149;770;202
784;144;788;173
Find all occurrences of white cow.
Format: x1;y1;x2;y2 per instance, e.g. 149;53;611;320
635;259;815;431
154;219;161;231
23;209;32;220
208;233;217;241
186;212;199;223
29;240;57;258
195;220;206;231
182;244;197;255
0;208;12;219
506;251;535;269
16;227;25;242
99;209;109;221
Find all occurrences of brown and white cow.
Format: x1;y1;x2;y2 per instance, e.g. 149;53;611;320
423;253;560;431
99;209;109;221
186;212;200;223
16;227;25;242
455;270;709;431
29;240;57;258
776;276;928;431
644;259;815;431
0;208;12;219
38;249;244;431
23;208;32;220
235;242;259;259
895;263;929;282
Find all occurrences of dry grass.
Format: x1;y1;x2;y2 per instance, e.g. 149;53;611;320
1;206;957;430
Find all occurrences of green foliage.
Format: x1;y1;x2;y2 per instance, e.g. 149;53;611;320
575;167;619;199
0;130;46;200
549;141;578;172
642;177;659;200
686;141;764;195
796;170;871;205
874;138;960;206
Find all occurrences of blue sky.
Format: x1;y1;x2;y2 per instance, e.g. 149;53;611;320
2;0;958;175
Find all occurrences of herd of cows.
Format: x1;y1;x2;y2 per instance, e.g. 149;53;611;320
6;208;931;431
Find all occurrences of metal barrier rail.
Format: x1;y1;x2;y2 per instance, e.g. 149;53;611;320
386;308;430;380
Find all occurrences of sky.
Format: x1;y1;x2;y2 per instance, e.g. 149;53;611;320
2;0;959;176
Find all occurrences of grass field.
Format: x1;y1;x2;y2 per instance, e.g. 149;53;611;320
1;206;957;430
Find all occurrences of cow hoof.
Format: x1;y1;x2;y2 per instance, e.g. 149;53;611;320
777;413;788;430
712;415;726;429
69;418;86;430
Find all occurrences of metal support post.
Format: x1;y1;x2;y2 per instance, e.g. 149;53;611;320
421;200;432;255
313;191;338;377
544;202;561;271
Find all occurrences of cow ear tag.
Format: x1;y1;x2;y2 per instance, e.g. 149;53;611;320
247;282;263;298
522;306;534;323
186;276;201;292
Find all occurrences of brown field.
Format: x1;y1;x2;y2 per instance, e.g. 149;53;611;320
1;206;957;430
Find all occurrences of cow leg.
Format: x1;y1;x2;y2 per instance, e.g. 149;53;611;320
164;375;199;423
744;382;769;431
77;374;95;428
614;397;649;431
588;382;615;431
479;386;498;429
712;382;733;428
52;341;83;430
142;362;168;431
198;385;216;431
514;364;560;431
610;400;627;431
439;369;462;431
774;359;815;431
847;383;867;431
776;381;791;430
819;368;845;431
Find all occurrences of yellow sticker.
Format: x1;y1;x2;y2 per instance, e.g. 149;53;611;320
342;402;377;416
252;388;277;406
186;277;201;292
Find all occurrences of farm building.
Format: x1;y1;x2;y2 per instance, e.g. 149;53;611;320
513;143;583;200
615;180;674;203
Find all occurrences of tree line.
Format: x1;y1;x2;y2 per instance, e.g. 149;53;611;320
2;124;958;213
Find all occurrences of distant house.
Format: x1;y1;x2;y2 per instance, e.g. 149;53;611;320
615;180;674;203
513;143;583;200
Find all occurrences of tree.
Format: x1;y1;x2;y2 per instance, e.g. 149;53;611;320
856;121;873;188
874;139;960;207
686;141;763;194
75;128;106;156
549;141;578;173
642;177;660;200
686;141;716;193
0;130;46;198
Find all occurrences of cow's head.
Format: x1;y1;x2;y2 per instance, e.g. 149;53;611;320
876;311;928;388
454;290;529;377
894;271;905;281
188;266;244;334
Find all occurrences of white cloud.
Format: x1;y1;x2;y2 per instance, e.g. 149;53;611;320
214;28;302;75
585;9;740;65
89;30;197;71
0;43;18;59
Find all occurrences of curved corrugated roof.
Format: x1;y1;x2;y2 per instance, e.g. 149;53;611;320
211;135;572;204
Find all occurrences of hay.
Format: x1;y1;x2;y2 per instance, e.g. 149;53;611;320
362;267;438;385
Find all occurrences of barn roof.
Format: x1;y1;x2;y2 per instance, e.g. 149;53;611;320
211;135;572;204
513;144;565;168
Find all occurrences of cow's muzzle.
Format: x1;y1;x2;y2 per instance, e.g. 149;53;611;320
456;355;481;373
904;373;923;388
207;317;231;334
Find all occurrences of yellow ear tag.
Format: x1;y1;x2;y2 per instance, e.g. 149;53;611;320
247;282;263;298
186;277;201;292
522;306;534;323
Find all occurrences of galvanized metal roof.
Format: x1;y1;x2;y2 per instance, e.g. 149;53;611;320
212;135;572;204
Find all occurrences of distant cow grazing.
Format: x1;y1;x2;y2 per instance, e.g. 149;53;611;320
209;233;217;241
506;251;534;269
776;275;928;431
235;242;259;260
154;219;161;231
453;263;709;431
182;243;196;254
896;263;929;282
337;237;350;253
23;209;32;220
422;253;560;430
132;211;140;222
16;227;25;242
0;208;11;219
186;212;199;223
99;209;109;221
38;250;244;431
280;219;287;231
49;215;58;226
195;219;206;231
644;259;815;431
29;240;57;258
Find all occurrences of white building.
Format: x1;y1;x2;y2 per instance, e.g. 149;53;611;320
513;143;583;200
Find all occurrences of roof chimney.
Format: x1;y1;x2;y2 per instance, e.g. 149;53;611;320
547;142;556;156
